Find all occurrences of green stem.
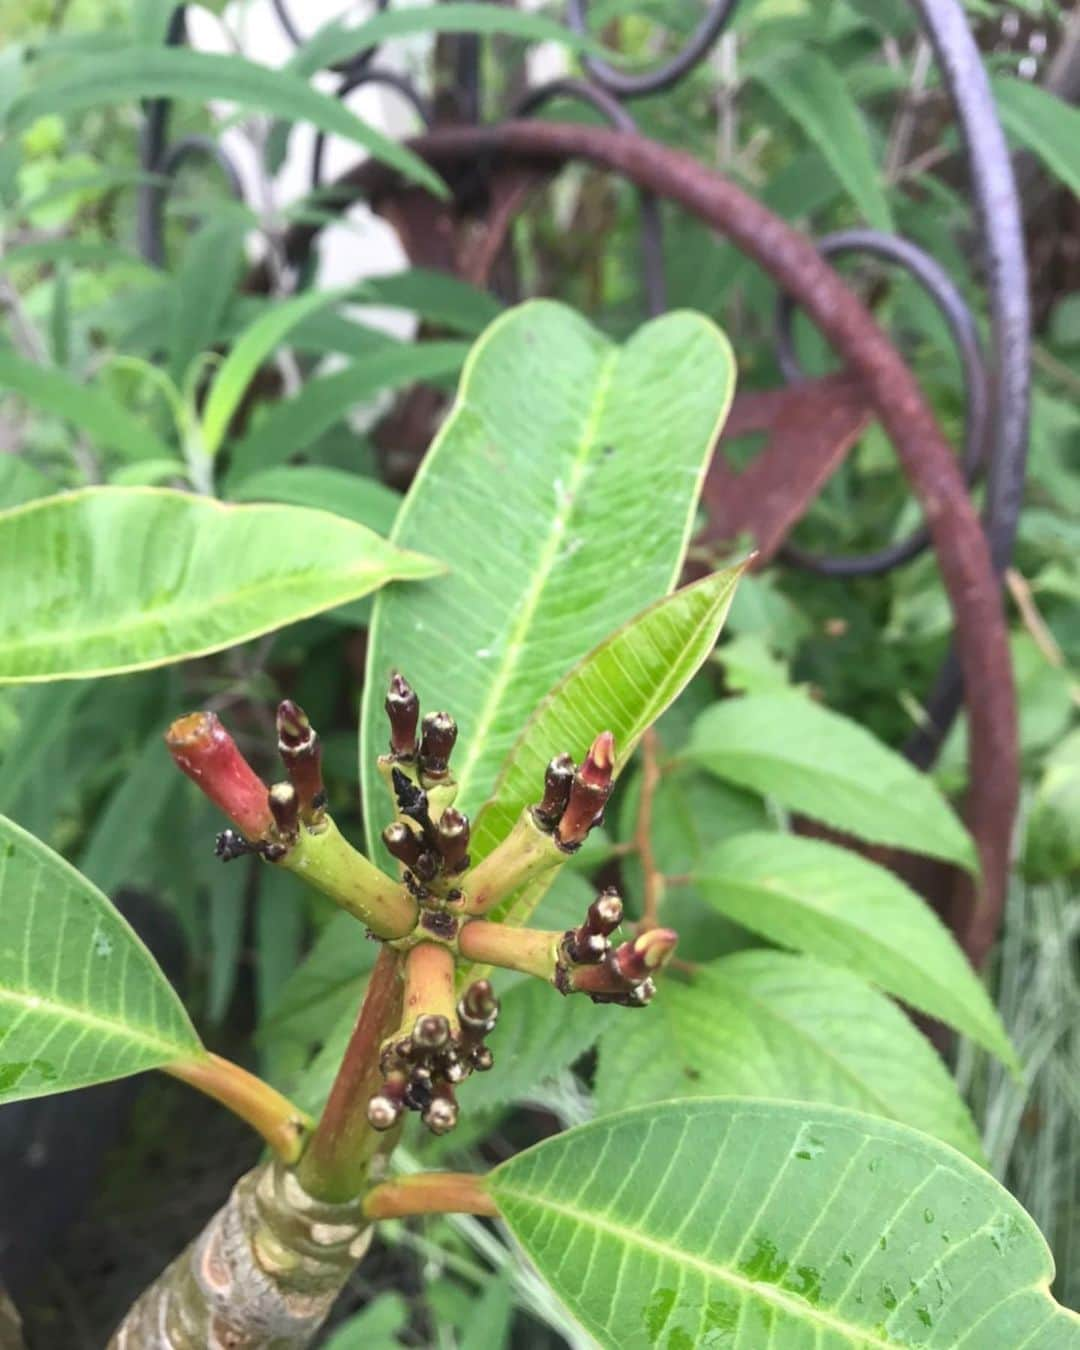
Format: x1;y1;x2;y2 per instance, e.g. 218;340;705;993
282;818;417;938
165;1053;313;1164
457;920;560;982
363;1172;497;1220
462;810;564;915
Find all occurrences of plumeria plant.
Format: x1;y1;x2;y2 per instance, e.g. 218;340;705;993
0;303;1076;1348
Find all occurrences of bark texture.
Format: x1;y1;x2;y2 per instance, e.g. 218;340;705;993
109;1160;371;1349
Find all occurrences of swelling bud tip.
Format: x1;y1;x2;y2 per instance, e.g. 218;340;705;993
385;673;420;757
419;711;457;779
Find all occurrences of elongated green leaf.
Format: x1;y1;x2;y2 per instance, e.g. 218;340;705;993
0;352;174;463
291;4;609;80
472;569;745;869
258;911;378;1087
228;466;400;534
226;340;469;476
489;1099;1080;1349
687;692;976;870
0;814;202;1102
0;239;146;274
353;269;504;336
78;733;177;895
0;487;442;682
754;51;893;231
167;213;250;385
993;76;1080;197
694;831;1015;1067
595;951;983;1160
323;1295;409;1350
3;48;446;200
360;301;736;857
201;287;350;458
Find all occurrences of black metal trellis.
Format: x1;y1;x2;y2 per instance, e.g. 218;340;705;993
136;0;1031;773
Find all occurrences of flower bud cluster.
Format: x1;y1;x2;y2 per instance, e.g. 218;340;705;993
533;732;615;850
556;888;677;1008
368;980;499;1136
384;674;458;786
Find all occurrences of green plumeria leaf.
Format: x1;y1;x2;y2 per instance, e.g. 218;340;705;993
360;301;735;861
0;814;203;1103
488;1099;1080;1348
694;832;1016;1069
472;567;745;868
0;487;442;682
595;951;984;1160
687;693;977;870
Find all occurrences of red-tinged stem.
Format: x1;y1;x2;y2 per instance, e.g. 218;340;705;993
165;1053;312;1164
635;727;665;930
165;711;272;841
403;941;458;1028
298;946;404;1203
458;920;560;982
363;1172;498;1221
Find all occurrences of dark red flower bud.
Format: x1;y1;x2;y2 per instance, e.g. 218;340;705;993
276;700;325;822
534;753;575;830
423;1085;459;1135
383;821;424;869
166;711;272;841
436;808;470;873
556;732;615;848
385;673;420;758
267;781;300;842
412;1014;451;1050
458;979;499;1031
589;889;624;936
419;711;457;779
367;1073;407;1131
612;928;678;983
469;1044;494;1072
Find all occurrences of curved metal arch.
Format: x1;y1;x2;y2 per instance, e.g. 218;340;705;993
311;68;434;191
775;228;990;578
511;78;665;316
566;0;741;100
271;0;391;75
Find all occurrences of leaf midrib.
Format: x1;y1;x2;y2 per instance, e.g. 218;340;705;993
0;985;195;1061
494;1185;898;1347
450;347;620;803
0;556;404;658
